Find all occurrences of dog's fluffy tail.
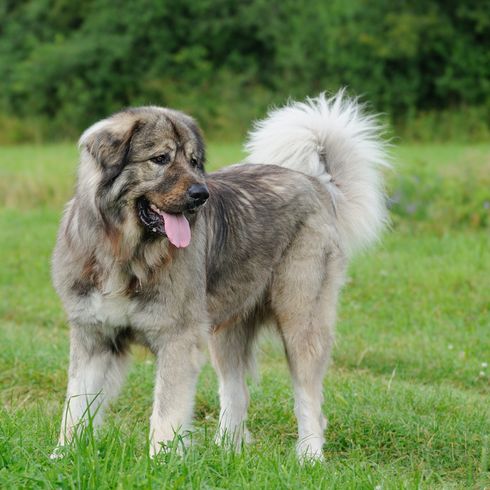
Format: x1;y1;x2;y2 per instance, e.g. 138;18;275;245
244;90;390;256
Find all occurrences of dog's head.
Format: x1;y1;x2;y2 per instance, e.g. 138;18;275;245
78;107;208;249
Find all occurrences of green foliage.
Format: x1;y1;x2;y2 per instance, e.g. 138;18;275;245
0;0;489;142
390;144;490;231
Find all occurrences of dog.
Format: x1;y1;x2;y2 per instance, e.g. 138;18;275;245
51;91;389;460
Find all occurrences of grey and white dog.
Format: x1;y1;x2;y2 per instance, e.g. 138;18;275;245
51;91;389;460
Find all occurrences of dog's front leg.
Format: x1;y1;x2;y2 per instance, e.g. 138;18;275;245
52;327;130;457
149;330;205;457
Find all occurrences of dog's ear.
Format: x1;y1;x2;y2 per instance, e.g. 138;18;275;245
79;113;141;168
167;109;206;168
185;119;206;167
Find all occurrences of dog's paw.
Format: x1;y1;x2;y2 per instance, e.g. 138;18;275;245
49;446;66;460
150;432;191;459
214;425;252;451
296;437;325;463
149;441;168;459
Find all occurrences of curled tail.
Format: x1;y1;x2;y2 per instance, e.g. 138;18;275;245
244;90;390;256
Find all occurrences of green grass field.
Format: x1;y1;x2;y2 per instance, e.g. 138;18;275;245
1;142;489;489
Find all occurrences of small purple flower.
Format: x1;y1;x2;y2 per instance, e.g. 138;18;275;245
406;203;417;215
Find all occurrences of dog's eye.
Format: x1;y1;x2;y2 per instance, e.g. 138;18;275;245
151;154;170;165
190;157;199;167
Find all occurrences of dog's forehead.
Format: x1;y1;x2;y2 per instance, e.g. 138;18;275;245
136;108;196;147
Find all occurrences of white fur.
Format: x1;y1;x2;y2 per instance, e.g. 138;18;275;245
214;367;251;449
244;89;390;256
79;118;112;147
51;346;129;458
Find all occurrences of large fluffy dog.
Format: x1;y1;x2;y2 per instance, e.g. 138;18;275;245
52;91;389;460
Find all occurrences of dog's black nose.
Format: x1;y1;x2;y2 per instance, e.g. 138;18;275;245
187;183;209;206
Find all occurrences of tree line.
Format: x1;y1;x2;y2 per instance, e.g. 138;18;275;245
1;0;488;142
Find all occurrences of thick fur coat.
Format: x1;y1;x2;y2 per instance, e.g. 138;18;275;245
51;91;389;460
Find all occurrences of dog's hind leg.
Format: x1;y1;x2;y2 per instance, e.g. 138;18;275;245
272;242;346;461
52;327;130;457
209;318;258;450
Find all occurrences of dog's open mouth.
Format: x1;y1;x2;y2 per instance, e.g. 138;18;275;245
137;198;191;248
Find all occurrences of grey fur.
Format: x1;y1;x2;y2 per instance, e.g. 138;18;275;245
52;97;387;460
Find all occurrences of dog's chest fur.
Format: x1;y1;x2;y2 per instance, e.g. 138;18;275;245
55;230;209;342
73;282;139;329
67;266;158;333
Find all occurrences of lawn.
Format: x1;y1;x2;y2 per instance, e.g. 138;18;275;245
0;142;489;489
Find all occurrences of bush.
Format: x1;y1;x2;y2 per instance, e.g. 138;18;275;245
390;147;490;231
0;0;488;142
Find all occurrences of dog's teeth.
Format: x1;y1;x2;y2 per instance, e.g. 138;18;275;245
150;203;163;216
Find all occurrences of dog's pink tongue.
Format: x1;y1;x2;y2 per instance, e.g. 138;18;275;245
161;212;191;248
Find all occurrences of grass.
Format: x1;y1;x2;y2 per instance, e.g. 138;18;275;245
0;142;489;489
